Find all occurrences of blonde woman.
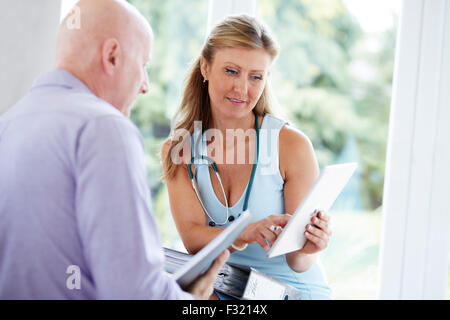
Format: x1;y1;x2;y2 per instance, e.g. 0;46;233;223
162;15;332;300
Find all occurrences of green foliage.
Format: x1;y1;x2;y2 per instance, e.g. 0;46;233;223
129;0;207;205
130;0;207;124
259;0;396;209
129;0;397;236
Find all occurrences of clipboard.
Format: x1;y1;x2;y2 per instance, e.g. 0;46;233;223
174;210;251;289
163;247;302;299
266;162;357;258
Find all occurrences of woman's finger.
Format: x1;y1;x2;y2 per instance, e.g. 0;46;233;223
306;224;328;242
311;215;331;233
268;214;291;228
260;227;277;245
317;211;330;222
256;234;270;251
305;230;327;249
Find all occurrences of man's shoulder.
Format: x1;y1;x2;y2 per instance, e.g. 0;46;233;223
42;87;137;132
61;90;123;121
72;94;141;141
3;85;121;122
1;87;140;145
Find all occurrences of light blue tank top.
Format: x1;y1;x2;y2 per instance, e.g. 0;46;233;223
191;114;332;299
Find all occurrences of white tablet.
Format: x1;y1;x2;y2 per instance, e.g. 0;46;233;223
174;210;251;289
266;163;357;258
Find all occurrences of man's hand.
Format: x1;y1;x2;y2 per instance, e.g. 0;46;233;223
187;249;230;300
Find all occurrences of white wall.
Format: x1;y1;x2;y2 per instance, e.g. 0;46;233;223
378;0;450;299
0;0;61;115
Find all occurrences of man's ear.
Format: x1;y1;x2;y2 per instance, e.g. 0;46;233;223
101;38;120;76
200;56;209;80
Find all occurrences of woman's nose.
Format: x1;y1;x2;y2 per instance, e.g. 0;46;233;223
233;76;248;95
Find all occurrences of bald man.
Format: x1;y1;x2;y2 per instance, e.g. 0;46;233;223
0;0;228;299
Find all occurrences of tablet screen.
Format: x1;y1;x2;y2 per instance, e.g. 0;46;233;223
267;163;357;258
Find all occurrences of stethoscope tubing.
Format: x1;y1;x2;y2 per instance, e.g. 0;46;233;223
188;113;260;226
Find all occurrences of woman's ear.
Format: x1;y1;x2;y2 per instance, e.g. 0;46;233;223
200;56;208;80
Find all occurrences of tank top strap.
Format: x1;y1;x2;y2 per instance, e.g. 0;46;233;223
262;113;288;131
190;128;208;166
258;114;288;177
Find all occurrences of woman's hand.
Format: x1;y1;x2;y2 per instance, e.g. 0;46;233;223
237;214;291;251
299;210;332;254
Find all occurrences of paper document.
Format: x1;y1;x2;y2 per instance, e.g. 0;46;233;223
174;210;251;289
266;162;357;258
164;248;302;299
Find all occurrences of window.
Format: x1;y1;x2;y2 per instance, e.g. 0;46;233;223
130;0;402;299
59;0;450;301
129;0;208;250
258;0;401;299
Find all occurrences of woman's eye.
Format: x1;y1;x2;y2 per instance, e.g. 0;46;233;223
225;68;238;75
251;75;263;81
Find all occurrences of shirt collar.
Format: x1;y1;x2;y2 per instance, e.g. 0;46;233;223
31;69;93;94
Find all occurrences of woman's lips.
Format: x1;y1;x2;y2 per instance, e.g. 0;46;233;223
227;97;245;105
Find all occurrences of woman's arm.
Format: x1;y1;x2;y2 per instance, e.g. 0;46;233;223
279;125;332;273
162;139;224;254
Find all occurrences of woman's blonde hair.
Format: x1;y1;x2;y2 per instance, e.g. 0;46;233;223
163;14;280;179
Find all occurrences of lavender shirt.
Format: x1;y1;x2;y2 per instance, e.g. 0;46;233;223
0;70;192;299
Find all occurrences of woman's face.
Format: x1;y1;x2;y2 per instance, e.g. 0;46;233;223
201;47;272;121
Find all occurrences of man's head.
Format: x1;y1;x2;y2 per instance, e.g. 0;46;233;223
56;0;153;117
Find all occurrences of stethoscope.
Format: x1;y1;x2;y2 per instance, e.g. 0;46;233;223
188;112;260;227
